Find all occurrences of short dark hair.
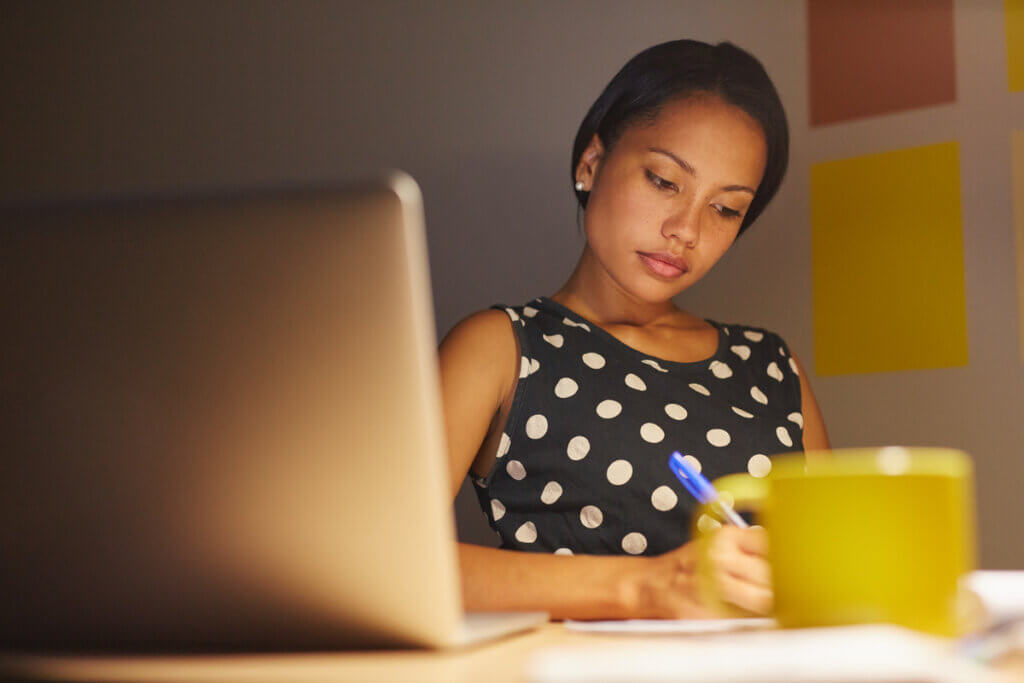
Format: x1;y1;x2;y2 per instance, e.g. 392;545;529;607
571;39;789;236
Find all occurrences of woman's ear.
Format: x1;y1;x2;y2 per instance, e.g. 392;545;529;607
574;134;605;191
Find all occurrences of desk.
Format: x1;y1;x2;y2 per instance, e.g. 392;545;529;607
4;623;1023;682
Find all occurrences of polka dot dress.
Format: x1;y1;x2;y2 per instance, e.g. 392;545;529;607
472;297;804;556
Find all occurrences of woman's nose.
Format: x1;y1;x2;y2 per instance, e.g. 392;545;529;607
662;203;701;246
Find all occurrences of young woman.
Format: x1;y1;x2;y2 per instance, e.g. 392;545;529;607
438;39;830;620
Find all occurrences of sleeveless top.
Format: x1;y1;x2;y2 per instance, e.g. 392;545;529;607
471;296;804;556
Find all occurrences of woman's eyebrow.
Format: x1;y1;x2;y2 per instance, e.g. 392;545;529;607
648;146;756;195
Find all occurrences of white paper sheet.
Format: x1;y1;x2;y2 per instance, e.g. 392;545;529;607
529;624;1005;683
564;618;775;634
967;570;1024;623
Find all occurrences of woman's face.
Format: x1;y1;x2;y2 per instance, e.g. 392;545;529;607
576;94;768;305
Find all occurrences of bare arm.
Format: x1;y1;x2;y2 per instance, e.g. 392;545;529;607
789;351;831;456
437;311;770;619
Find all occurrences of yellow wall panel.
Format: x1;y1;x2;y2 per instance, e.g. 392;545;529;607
1008;0;1024;92
811;142;968;375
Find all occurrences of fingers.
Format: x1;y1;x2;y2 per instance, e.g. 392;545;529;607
717;545;772;588
733;528;765;557
708;526;773;614
716;570;774;615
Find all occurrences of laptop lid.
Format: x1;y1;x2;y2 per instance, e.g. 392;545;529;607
0;173;466;650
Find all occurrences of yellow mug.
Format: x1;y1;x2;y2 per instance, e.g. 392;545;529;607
693;447;977;636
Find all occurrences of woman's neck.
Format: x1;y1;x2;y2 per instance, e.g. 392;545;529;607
550;245;699;329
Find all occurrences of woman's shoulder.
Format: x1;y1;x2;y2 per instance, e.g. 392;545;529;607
711;319;781;342
437;306;525;411
712;319;802;380
713;320;795;357
440;307;518;355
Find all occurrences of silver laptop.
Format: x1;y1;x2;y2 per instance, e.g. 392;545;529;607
0;172;546;651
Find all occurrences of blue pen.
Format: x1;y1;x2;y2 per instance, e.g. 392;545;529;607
668;451;749;528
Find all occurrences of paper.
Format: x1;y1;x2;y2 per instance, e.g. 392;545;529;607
967;570;1024;623
529;624;1001;683
810;142;968;375
565;618;775;634
807;0;956;125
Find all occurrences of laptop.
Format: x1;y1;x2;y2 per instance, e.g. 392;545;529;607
0;172;546;651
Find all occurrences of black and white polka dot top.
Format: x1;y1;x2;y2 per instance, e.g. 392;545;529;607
471;296;805;557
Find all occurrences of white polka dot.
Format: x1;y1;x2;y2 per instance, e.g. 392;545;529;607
541;481;563;504
651;485;678;511
491;498;506;521
525;414;548;439
621;532;648;555
777;426;793;447
689;382;711;396
723;326;730;336
596;399;622;419
529;358;540;375
582;352;606;369
554;377;579;398
751;386;768;405
789;357;800;375
878;446;912;475
606;459;633;485
730;344;751;360
554;547;573;556
543;333;564;348
515;521;537;543
506;460;526;480
665;403;688;420
747;454;772;478
681;454;702;473
788;412;804;428
497;432;511;458
520;356;530;378
732;406;754;419
580;505;603;528
579;323;591;332
562;317;577;327
779;346;786;356
707;428;731;447
567;435;590;460
625;373;647;391
697;514;722;533
744;330;764;342
641;359;669;373
767;361;784;382
709;360;733;379
640;422;664;443
523;306;539;318
505;307;520;322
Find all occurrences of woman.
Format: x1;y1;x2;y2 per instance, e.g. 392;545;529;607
438;39;830;620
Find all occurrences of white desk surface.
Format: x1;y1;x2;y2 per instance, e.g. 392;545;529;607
3;621;1023;683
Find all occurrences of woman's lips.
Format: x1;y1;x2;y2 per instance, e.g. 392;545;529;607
638;252;688;278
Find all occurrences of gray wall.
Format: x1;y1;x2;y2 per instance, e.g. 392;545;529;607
3;1;1021;567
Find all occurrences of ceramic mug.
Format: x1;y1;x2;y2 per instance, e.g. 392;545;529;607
693;447;977;636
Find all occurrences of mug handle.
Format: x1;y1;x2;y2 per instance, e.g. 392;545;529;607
690;473;769;616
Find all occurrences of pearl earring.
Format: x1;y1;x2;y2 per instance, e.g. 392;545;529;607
574;181;584;191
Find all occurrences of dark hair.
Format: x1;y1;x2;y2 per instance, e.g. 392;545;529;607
571;39;789;236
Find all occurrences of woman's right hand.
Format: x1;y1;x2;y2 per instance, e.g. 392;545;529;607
631;526;773;618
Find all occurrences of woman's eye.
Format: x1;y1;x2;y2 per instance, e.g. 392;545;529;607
714;204;743;219
645;169;677;192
